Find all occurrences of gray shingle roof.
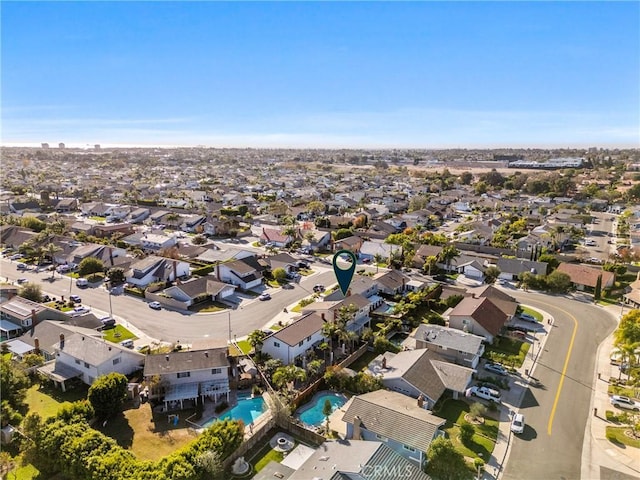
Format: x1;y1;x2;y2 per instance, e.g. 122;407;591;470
273;312;324;346
144;348;228;376
414;324;484;355
341;390;445;453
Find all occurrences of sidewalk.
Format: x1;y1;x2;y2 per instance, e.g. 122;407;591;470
581;305;639;480
481;306;554;480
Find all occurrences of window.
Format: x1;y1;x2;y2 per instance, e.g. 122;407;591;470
75;359;81;365
306;336;311;342
273;342;280;348
298;341;304;347
84;362;90;369
177;372;190;378
211;368;222;375
403;445;416;452
112;358;121;365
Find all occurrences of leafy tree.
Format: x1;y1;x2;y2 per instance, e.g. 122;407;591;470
272;267;287;282
307;359;324;379
333;228;353;241
307;201;326;216
88;372;128;419
107;267;126;285
459;422;475;446
615;310;640;346
426;437;473;480
438;245;460;272
19;282;43;302
192;234;207;245
322;398;333;432
459;171;473;185
469;402;487;421
22;353;45;368
484;266;501;284
248;329;267;353
78;257;105;277
445;294;465;308
594;274;602;301
272;365;307;391
537;253;559;272
546;270;571;293
0;355;29;423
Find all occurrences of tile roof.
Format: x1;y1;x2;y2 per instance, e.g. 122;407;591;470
449;296;508;336
557;263;615;288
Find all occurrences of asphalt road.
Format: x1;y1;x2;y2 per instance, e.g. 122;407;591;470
582;212;618;262
0;256;341;342
502;290;617;480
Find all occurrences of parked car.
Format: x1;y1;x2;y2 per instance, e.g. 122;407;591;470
9;253;24;260
69;295;82;303
610;395;640;411
71;306;91;316
16;278;28;284
518;313;537;323
510;413;525;434
148;301;162;310
76;278;88;288
485;363;508;376
16;263;27;270
468;386;502;403
56;264;71;273
313;284;326;293
258;293;271;301
100;317;116;329
120;339;134;349
281;283;294;290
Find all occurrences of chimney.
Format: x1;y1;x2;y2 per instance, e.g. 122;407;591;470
346;288;351;297
381;356;387;369
417;394;425;409
216;263;221;280
59;333;65;350
31;309;37;327
34;338;40;354
353;415;362;440
321;313;326;321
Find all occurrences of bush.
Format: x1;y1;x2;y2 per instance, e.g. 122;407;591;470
87;372;128;419
373;336;401;354
605;410;621;423
459;423;475;446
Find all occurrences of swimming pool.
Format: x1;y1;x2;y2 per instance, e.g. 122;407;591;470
389;332;408;347
201;395;267;428
295;391;347;427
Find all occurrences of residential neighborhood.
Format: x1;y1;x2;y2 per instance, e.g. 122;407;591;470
0;146;639;480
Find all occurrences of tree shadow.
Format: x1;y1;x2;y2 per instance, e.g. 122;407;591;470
97;411;134;449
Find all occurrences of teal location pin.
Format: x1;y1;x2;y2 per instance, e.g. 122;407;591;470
333;249;357;296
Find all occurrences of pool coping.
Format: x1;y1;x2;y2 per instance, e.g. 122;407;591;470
294;390;348;426
198;392;269;428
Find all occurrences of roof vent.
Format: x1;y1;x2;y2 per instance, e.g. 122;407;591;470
165;355;170;361
319;456;329;462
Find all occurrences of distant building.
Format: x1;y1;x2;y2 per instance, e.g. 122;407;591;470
94;144;101;150
41;143;49;149
58;143;65;149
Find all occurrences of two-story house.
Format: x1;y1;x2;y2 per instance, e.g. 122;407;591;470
215;257;264;291
341;390;446;468
139;233;177;251
38;332;145;391
125;255;190;288
144;346;231;411
261;312;326;365
412;324;485;368
447;296;509;343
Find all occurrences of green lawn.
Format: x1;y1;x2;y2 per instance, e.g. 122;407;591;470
8;463;39;480
347;350;378;372
252;445;285;473
236;340;252;355
519;306;543;322
190;301;227;313
606;426;640;448
435;399;498;460
101;324;137;343
269;324;283;331
24;383;88;419
484;337;530;368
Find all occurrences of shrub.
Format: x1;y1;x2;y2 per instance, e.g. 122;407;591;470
459;423;475;446
373;336;401;354
87;372;128;419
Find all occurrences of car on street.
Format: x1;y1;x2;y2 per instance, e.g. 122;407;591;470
585;239;597;246
16;278;28;284
313;284;326;293
281;283;294;289
518;313;537;323
16;263;28;270
76;278;89;288
468;386;502;403
9;253;24;260
485;363;508;376
71;306;91;316
148;301;162;310
69;295;82;303
511;413;525;434
610;395;640;411
258;293;271;301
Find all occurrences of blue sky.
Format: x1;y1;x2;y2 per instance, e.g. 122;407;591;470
2;1;638;148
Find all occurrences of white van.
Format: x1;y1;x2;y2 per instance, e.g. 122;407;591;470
76;278;88;288
120;339;134;349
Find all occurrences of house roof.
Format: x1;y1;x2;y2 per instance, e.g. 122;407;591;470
16;320;101;354
144;348;228;376
260;228;291;243
288;440;430;480
0;296;47;320
449;296;508;336
341;390;445;453
224;256;263;275
56;333;144;366
469;285;519;317
272;312;324;346
414;324;484;355
415;244;443;258
496;257;548;276
557;263;615;288
373;269;410;291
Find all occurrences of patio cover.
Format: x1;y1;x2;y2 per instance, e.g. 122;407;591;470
37;361;83;383
0;319;22;338
6;339;34;356
163;383;199;403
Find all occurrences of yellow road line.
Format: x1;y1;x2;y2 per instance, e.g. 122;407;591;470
547;306;578;436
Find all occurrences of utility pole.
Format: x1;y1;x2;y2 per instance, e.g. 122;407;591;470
228;311;232;343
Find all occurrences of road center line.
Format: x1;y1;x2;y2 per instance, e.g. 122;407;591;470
547;306;579;436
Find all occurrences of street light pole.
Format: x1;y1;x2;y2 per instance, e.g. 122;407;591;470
228;311;231;343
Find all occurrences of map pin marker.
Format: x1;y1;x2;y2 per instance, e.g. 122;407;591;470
333;249;357;296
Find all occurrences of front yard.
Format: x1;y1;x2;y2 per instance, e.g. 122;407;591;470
101;324;137;343
435;399;498;461
484;336;530;368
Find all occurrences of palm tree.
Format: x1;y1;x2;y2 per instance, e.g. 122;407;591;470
321;322;339;360
438;245;460;273
307;359;323;379
373;253;384;273
612;341;640;380
248;329;267;354
43;243;62;278
272;365;307;392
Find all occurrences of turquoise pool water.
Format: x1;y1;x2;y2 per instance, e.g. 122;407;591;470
202;396;267;428
296;392;347;427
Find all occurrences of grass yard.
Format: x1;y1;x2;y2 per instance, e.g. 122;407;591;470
248;443;285;473
347;350;379;372
8;463;39;480
435;399;498;460
236;340;252;355
190;301;227;313
98;403;199;461
24;383;88;419
484;337;530;368
228;344;242;356
101;324;137;343
269;324;283;331
605;426;640;448
607;383;638;398
519;306;543;322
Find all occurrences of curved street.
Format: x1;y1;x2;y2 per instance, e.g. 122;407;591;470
502;290;617;480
